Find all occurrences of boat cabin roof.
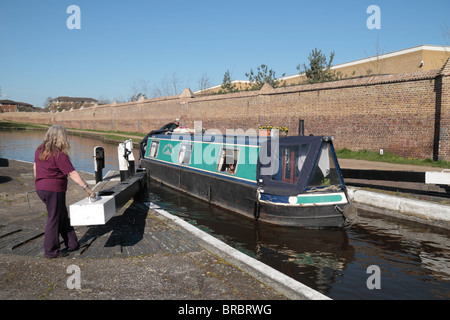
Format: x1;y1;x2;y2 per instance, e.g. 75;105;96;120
150;132;262;146
147;132;346;195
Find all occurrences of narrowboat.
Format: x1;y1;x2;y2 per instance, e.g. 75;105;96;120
140;132;349;228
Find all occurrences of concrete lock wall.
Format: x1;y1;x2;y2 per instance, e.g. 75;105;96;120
2;58;450;160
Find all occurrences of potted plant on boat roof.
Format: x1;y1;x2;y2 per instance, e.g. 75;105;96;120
275;126;288;137
258;125;273;136
259;125;288;137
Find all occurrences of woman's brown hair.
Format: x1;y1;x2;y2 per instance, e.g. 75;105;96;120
38;125;70;161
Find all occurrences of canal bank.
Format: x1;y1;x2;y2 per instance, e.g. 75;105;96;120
338;159;450;230
347;188;450;230
0;159;326;300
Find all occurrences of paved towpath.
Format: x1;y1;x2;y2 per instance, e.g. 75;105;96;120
0;159;297;300
339;158;447;172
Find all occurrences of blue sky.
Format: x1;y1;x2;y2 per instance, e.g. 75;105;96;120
1;0;449;107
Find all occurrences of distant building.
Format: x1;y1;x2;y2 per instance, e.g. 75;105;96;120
0;100;18;113
50;96;98;112
310;44;450;80
16;102;35;112
0;100;36;112
196;44;450;94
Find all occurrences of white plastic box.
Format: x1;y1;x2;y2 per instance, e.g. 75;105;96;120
69;196;116;226
425;171;450;186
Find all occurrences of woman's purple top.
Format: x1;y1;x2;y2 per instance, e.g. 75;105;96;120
34;149;75;192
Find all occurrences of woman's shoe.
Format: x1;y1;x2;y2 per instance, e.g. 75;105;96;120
68;243;80;252
46;250;69;259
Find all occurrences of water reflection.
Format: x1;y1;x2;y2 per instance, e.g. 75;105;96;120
146;180;450;299
1;129;449;299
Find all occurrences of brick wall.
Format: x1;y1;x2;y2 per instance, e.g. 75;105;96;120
2;59;450;160
437;59;450;159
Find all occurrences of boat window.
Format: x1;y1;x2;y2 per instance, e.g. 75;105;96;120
271;144;310;184
178;142;193;165
308;143;341;188
217;147;239;175
148;140;160;158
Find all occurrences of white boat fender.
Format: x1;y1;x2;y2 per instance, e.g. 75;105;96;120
254;189;262;220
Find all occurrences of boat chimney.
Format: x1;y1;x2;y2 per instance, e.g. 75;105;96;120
298;119;304;136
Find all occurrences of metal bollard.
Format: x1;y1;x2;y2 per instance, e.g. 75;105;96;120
118;139;136;182
124;139;135;177
94;146;105;184
118;142;129;182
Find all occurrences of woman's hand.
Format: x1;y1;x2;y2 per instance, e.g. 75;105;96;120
84;186;96;199
69;170;96;199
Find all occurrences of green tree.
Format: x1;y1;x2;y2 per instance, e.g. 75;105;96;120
128;92;146;102
218;70;238;94
245;64;285;90
297;49;338;83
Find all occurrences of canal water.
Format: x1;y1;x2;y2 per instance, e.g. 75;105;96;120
1;129;449;299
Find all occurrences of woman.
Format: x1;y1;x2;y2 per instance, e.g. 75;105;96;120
34;125;95;258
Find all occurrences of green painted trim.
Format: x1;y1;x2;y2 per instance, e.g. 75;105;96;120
296;194;343;204
145;137;259;182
